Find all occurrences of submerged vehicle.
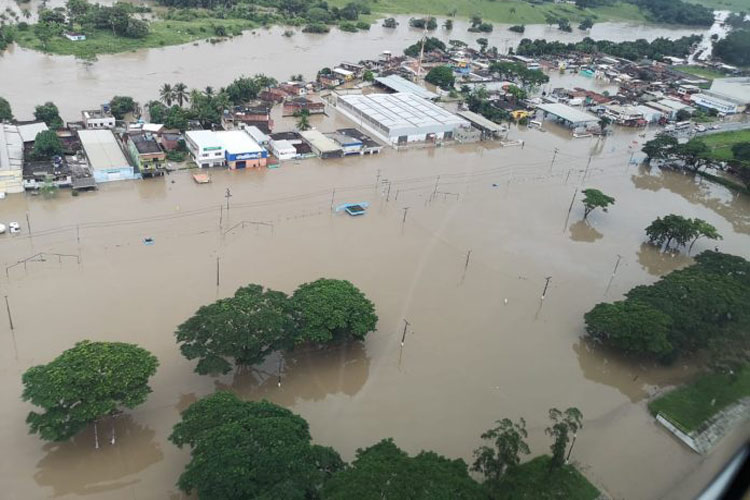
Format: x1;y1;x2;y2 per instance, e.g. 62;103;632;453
335;202;369;216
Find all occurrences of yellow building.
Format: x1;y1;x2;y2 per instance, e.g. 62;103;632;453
0;124;24;194
511;110;530;121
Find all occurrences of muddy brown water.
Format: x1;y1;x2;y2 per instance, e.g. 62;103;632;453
1;113;749;498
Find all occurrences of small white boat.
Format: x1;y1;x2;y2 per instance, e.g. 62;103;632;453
0;223;5;234
9;221;20;233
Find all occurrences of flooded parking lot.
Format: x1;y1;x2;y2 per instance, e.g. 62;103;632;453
1;122;749;499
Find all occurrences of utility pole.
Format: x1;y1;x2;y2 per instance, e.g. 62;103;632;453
400;319;410;346
565;433;578;463
549;147;559;171
216;257;220;287
277;357;283;387
26;212;31;235
541;276;552;300
219;204;223;228
225;188;232;211
611;254;623;276
401;207;409;229
386;181;392;202
4;296;13;331
582;155;592;182
464;250;472;272
375;169;381;187
330;188;336;211
563;187;578;232
431;175;440;202
76;224;80;244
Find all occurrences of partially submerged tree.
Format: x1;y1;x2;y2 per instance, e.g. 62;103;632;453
581;188;615;220
642;133;678;163
471;418;530;482
291;278;378;344
584;300;673;357
545;407;583;467
645;214;719;253
32;129;63;159
323;438;484;499
109;95;136;119
175;284;295;375
21;340;158;444
425;65;455;91
170;392;343;499
33;101;64;130
295;109;311;131
688;218;722;254
0;96;13;122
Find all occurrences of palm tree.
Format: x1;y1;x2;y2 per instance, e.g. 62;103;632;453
173;82;188;107
189;89;202;109
295;110;311;131
22;9;31;19
204;86;214;97
159;83;174;106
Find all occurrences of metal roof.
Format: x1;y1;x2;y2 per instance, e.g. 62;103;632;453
300;130;342;153
0;124;23;173
338;93;468;134
78;129;131;171
537;103;599;124
456;110;505;133
243;126;270;144
185;130;223;150
16;122;49;143
375;75;439;100
216;130;263;155
710;77;750;104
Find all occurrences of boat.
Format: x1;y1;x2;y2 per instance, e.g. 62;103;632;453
335;202;369;216
0;223;5;234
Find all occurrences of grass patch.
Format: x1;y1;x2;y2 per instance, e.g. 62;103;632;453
15;18;255;58
648;367;750;433
329;0;646;24
674;65;728;81
685;0;749;13
701;129;750;162
491;455;600;500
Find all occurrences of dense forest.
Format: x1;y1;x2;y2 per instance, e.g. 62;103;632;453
516;35;702;61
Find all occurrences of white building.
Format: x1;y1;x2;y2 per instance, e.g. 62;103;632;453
82;108;116;129
336;92;469;146
78;129;135;183
242;125;270;146
690;92;741;115
299;130;343;159
269;139;297;161
0;124;24;194
185;130;225;168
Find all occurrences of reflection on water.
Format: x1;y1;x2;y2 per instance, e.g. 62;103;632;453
216;341;369;406
631;165;750;234
33;415;163;497
636;242;693;276
573;339;696;403
569;220;604;243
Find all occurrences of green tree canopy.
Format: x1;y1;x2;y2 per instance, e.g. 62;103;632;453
0;96;13;121
291;278;378;344
109;95;136;119
642;133;678;162
425;65;455;91
170;392;343;499
545;407;583;467
645;214;701;251
584;300;673;356
731;142;750;163
21;340;158;442
713;29;750;67
34;101;64;130
581;188;615;219
176;284;295;375
472;418;530;482
147;100;166;122
32;130;64;159
322;438;484;499
404;37;445;57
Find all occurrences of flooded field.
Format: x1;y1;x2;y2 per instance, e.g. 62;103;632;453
1;120;749;499
0;13;708;119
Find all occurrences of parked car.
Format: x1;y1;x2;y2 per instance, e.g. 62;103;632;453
694;124;706;132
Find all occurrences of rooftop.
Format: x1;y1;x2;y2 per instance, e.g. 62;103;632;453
300;130;342;153
77;129;130;170
456;110;505;133
375;75;439;100
709;77;750;104
131;134;163;155
16;121;49;143
243;126;270;144
216;130;264;154
338;93;468;132
1;124;23;173
186;130;224;150
337;128;381;148
537;102;599;124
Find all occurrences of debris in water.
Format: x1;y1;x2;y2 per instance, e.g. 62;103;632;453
143;237;155;245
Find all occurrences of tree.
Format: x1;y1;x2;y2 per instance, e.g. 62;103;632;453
642;133;678;162
598;116;611;133
164;105;188;131
581;188;614;220
33;101;63;129
32;129;63;159
159;83;174;106
688;219;721;254
476;37;488;53
645;214;696;251
109;95;136;119
291;278;378;344
66;0;89;25
362;70;374;82
403;37;445;57
0;96;13;121
382;17;397;28
22;340;158;442
170;392;343;499
579;17;594;30
425;65;455;91
34;21;61;51
444;19;453;30
713;29;750;67
147;100;166;123
173;82;189;107
506;85;527;101
584;300;673;356
323;438;484;499
731;142;750;163
175;284;294;375
295;109;311;131
545;407;583;467
471;418;530;482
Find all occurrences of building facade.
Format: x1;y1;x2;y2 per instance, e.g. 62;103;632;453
216;130;268;169
82;108;116;129
185;131;225;168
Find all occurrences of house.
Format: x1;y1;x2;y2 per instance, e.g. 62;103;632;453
269;131;313;158
603;105;646;127
328;132;363;155
282;97;326;117
16;121;49;145
300;130;343;159
242;126;270;147
216;130;268;169
269;139;297;161
126;132;166;176
333;67;355;81
82;106;116;129
222;105;274;133
161;133;181;151
336;128;382;154
77;129;135;183
259;88;291;103
64;32;86;41
185;130;225;168
0;124;24;194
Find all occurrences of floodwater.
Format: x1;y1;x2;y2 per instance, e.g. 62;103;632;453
0;12;710;118
1;112;749;499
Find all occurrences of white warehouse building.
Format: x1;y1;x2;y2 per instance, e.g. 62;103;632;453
336;92;469;146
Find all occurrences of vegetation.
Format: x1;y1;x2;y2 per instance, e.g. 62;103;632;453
472;418;530;481
109;95;136;119
0;96;13;121
382;17;397;28
21;340;158;442
176;279;377;375
409;16;437;30
488;61;549;88
628;0;712;26
645;215;721;253
508;24;525;33
673;65;728;81
170;392;343;499
464;86;510;124
584;251;750;369
34;101;64;130
468;15;492;33
578;17;594;30
323;438;485;499
295;109;311;130
425;65;455;91
580;188;615;219
516;35;701;62
493;455;600;500
545;407;583;467
403;36;445;57
713;29;750;67
31;130;64;159
648;366;750;433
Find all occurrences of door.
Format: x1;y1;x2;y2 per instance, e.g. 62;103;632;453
236;161;246;169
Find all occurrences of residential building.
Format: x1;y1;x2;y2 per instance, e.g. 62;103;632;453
64;32;86;41
161;133;181;152
126;133;166;175
282;97;326;117
603;105;646;127
0;124;24;194
269;132;313;158
185;130;225;168
328;132;363;155
300;130;343;159
216;130;268;169
77;129;135;183
335;92;469;145
242;125;270;147
16;121;49;145
269;139;297;160
82;107;116;129
221;105;274;133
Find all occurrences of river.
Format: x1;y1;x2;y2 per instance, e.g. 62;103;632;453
0;14;711;119
1;108;749;498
